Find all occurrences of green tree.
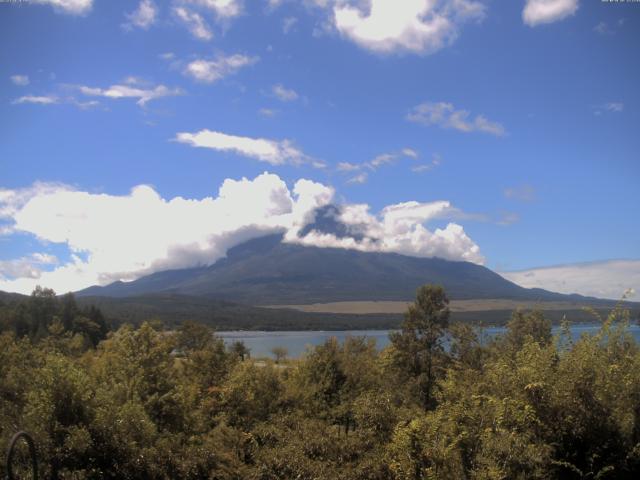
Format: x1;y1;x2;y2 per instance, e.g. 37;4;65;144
177;320;214;352
505;309;552;351
229;340;250;361
271;346;288;364
389;284;450;410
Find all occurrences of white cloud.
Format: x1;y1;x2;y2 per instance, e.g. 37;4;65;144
402;147;419;159
272;83;299;102
594;18;624;35
523;0;578;27
331;0;485;55
311;160;328;169
347;172;368;184
259;108;278;117
10;75;30;86
407;101;505;136
337;162;360;172
593;102;624;115
174;129;312;166
32;0;93;15
0;253;58;280
189;0;243;19
605;102;624;112
594;21;612;35
0;173;318;292
172;0;242;39
77;81;183;106
496;212;520;226
72;99;101;109
0;173;484;293
0;182;69;221
504;184;535;202
184;54;257;83
338;148;425;176
124;0;158;30
501;260;640;301
283;16;298;33
291;200;484;264
369;153;397;168
267;0;285;8
174;6;214;40
412;153;442;173
11;93;102;109
12;95;59;105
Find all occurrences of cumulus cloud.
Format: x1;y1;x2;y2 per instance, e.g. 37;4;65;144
0;173;484;293
523;0;579;27
173;6;214;40
0;174;328;293
272;83;299;102
500;260;640;301
0;182;69;222
330;0;485;55
407;101;505;136
292;200;484;264
183;54;257;83
76;80;183;106
10;75;30;86
123;0;158;30
174;129;312;166
32;0;93;15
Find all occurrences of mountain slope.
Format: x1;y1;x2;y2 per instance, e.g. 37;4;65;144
78;234;592;305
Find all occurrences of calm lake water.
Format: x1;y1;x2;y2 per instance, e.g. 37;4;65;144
218;324;640;358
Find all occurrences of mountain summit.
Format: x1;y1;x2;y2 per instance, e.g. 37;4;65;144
78;233;582;305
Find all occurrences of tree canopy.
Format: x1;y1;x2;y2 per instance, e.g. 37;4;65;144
1;285;639;479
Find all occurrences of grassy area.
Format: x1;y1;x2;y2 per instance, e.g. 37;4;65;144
262;299;632;314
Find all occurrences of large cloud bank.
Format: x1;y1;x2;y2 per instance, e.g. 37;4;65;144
0;173;483;294
501;260;640;301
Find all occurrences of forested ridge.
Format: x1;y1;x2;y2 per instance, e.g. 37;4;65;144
1;285;640;479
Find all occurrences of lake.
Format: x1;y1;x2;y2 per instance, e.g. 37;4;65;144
218;323;640;358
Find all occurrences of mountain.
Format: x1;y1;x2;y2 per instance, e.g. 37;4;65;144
78;233;596;305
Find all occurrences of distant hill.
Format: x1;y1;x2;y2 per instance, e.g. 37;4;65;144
78;233;604;305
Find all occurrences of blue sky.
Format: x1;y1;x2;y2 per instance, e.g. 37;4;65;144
0;0;638;299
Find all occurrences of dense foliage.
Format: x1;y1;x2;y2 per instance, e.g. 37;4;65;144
1;285;639;479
